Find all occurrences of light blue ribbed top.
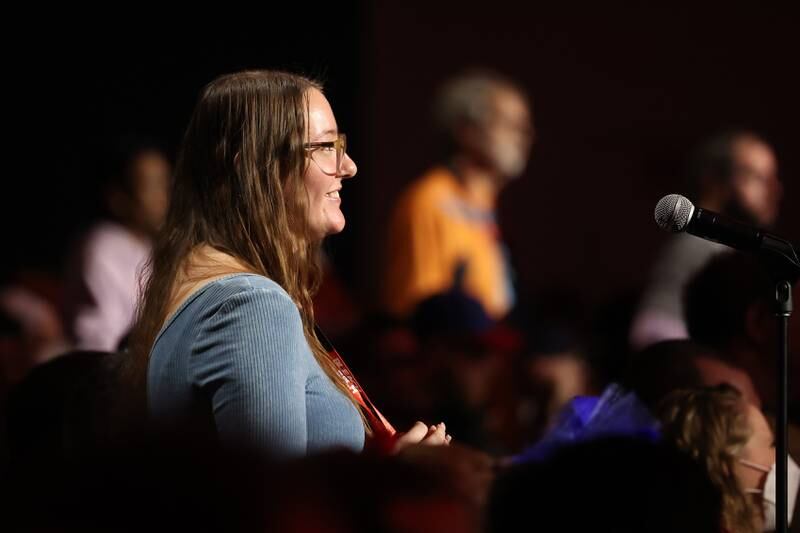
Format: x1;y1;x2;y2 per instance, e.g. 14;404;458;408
147;274;365;458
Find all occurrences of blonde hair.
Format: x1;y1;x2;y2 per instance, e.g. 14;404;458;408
656;385;759;533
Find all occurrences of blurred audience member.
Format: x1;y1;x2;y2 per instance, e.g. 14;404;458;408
631;130;781;350
5;350;120;463
411;283;521;453
274;449;483;532
586;289;641;389
5;433;281;532
684;251;800;464
514;317;592;448
384;70;533;320
0;282;69;387
63;137;171;351
657;385;799;532
685;251;798;414
489;437;722;533
356;318;435;433
5;435;480;532
626;339;761;409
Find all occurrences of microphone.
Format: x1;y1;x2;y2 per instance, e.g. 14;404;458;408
654;194;799;278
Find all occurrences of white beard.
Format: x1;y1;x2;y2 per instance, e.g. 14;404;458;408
489;141;527;178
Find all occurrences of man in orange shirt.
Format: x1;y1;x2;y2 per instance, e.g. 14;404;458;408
384;71;534;319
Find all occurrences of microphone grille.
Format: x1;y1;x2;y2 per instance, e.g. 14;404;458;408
655;194;695;232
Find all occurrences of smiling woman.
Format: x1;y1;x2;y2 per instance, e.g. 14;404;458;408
302;88;357;238
125;70;449;458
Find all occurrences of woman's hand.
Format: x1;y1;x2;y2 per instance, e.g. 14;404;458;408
391;422;495;507
393;421;451;453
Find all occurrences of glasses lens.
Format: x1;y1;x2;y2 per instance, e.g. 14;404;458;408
337;134;347;175
309;134;347;175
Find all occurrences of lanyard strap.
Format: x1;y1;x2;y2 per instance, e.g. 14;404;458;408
315;326;397;442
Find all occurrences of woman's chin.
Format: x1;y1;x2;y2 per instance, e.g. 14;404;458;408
323;211;346;236
327;220;346;236
313;218;345;240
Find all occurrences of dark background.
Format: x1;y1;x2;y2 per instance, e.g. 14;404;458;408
5;4;798;312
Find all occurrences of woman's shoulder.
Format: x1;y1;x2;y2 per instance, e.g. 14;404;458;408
196;274;298;318
158;273;300;342
211;273;289;297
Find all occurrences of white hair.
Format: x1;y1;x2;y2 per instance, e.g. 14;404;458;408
433;70;527;143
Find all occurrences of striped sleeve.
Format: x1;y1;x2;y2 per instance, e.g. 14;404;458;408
189;286;309;458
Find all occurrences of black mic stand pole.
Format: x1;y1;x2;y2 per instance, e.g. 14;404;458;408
775;280;792;533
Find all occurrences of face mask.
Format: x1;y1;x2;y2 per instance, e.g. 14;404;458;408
739;456;800;530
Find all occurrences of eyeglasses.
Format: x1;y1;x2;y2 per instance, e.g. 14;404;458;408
304;133;347;176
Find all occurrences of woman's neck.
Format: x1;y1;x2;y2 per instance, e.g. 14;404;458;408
164;245;255;321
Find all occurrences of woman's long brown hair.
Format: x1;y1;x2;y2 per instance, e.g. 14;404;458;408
124;70;364;425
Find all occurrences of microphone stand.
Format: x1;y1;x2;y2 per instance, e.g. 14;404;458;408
763;239;798;533
775;279;792;533
764;241;798;533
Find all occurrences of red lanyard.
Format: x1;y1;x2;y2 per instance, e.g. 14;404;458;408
315;327;397;449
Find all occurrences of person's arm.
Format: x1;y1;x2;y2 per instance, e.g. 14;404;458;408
189;286;309;457
70;236;135;351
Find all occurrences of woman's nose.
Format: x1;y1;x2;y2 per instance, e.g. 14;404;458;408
339;152;357;178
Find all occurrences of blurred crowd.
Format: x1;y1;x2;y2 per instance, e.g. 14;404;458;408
1;70;797;532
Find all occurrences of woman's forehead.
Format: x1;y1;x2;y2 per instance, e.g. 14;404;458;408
745;403;772;441
307;88;338;140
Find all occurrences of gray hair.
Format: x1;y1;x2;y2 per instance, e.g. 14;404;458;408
433;70;527;145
